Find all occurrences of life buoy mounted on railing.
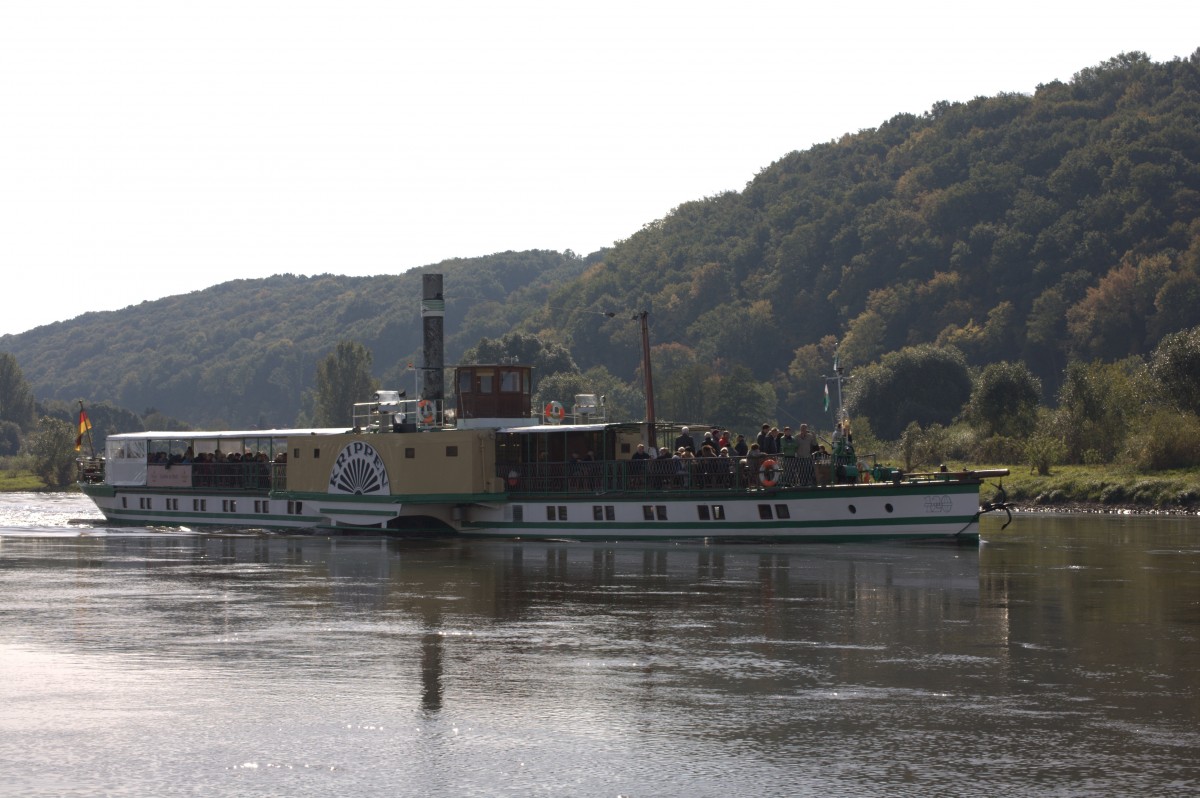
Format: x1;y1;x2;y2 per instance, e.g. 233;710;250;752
544;400;565;424
759;458;780;488
418;399;436;426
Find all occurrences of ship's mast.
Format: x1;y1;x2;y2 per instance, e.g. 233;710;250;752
824;346;850;428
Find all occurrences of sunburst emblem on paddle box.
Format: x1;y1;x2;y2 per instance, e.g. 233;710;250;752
328;441;391;495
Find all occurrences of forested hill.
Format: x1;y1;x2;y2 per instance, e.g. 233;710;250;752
5;51;1200;433
532;50;1200;417
0;251;591;427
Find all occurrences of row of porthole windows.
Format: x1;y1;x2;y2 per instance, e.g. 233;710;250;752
519;501;895;523
121;497;306;515
844;503;895;515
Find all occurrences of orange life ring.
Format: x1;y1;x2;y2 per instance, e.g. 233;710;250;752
759;458;779;488
544;400;565;423
418;399;435;425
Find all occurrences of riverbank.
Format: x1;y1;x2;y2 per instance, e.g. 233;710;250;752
968;463;1200;514
0;469;49;492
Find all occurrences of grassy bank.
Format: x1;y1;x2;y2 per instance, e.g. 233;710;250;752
0;469;51;492
967;463;1200;512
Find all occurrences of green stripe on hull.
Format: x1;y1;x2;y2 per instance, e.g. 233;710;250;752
97;508;322;527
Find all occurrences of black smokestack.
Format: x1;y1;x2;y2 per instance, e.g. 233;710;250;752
422;274;444;403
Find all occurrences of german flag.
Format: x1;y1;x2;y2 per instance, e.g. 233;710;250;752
75;409;92;451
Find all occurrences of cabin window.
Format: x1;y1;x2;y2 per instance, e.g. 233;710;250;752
313;448;320;459
885;503;894;513
775;504;790;519
558;505;567;520
477;374;493;394
697;505;711;521
546;506;555;521
459;370;473;393
193;499;206;511
642;505;654;521
121;497;127;509
293;448;300;460
848;504;857;514
512;505;523;522
405;448;415;458
758;504;773;520
287;500;304;515
590;505;615;521
500;370;520;392
655;505;667;521
711;505;726;520
446;446;458;457
620;443;631;454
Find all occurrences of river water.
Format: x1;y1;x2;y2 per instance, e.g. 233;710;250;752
0;493;1197;797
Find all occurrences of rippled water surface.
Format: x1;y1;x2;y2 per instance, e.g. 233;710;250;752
1;493;1198;796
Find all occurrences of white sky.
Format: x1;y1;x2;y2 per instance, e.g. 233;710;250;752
1;1;1196;336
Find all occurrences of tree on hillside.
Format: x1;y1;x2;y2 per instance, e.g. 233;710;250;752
461;332;578;378
1149;325;1200;415
534;366;639;424
964;361;1042;439
0;421;21;456
845;346;972;440
707;365;776;434
1054;358;1146;463
313;341;378;427
24;416;77;487
0;352;36;431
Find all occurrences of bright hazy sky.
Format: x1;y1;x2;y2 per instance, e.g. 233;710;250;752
1;1;1196;336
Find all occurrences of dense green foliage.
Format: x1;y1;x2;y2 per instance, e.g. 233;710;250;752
965;361;1042;438
24;416;77;487
312;341;378;427
1149;326;1200;415
0;353;36;432
846;345;973;440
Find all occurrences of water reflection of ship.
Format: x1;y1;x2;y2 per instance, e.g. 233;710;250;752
109;535;988;711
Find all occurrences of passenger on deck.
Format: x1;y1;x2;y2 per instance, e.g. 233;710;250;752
630;443;651;488
796;423;819;485
779;427;798;484
733;434;748;457
674;427;696;454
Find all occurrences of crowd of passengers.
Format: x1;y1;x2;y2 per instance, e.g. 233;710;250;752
621;422;852;488
530;422;855;491
147;446;287;489
148;447;287;465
